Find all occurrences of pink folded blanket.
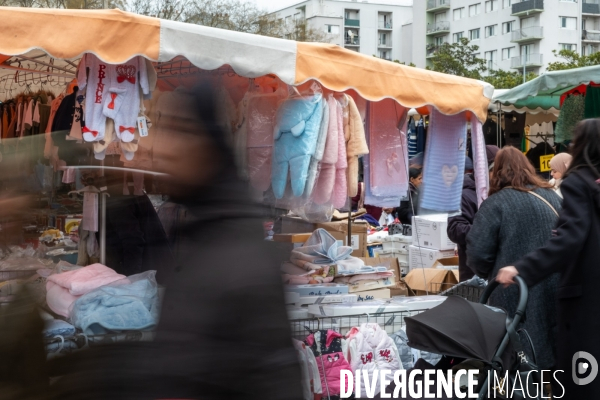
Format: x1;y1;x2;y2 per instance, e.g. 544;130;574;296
47;263;126;296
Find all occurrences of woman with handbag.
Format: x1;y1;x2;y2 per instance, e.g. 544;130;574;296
466;146;561;374
497;119;600;398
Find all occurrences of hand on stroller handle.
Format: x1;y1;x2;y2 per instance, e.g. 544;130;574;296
496;266;519;287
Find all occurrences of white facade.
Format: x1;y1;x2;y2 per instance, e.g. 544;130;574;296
271;0;413;63
413;0;598;74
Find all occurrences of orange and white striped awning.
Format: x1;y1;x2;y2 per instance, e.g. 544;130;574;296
0;7;493;121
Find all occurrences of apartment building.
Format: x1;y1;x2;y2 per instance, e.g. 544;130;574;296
271;0;413;63
412;0;596;74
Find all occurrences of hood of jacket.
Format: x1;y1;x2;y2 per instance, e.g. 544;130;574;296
463;173;476;192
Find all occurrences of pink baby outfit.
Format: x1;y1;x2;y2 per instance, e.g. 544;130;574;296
103;56;150;142
305;330;352;398
312;95;339;205
332;99;348;208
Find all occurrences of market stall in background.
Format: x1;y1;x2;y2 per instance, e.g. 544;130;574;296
0;7;497;399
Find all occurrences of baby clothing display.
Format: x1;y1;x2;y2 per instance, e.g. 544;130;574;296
343;94;369;198
420;110;468;213
305;329;352;400
272;92;324;199
77;54;150;143
312;95;341;204
304;101;330;198
344;323;402;397
470;117;489;207
332;99;348;208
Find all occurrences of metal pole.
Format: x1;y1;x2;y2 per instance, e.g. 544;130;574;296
100;192;108;265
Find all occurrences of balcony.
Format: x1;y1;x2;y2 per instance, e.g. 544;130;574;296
511;53;543;69
511;26;544;43
378;21;393;30
378;38;392;47
511;0;544;17
583;0;600;15
583;30;600;42
345;18;360;27
427;0;451;12
345;36;360;46
426;43;446;58
426;21;450;36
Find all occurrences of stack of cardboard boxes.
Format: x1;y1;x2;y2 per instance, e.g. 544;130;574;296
405;214;460;295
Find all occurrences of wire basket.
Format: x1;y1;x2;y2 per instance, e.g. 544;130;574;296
289;310;426;341
438;281;486;303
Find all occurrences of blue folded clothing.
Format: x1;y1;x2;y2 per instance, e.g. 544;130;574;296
43;319;76;338
70;271;159;334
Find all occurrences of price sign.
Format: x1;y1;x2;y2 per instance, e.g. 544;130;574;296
540;154;553;172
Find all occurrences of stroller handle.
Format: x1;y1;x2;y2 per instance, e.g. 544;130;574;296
479;275;528;320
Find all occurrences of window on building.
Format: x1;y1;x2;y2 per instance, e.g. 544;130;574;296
502;21;514;34
502;46;515;60
469;3;481;17
485;50;497;69
294;13;301;22
435;36;447;46
485;25;497;37
559;17;577;29
560;43;577;51
503;0;511;8
453;7;465;20
326;25;340;34
453;32;464;43
469;28;480;40
485;0;498;12
285;16;292;26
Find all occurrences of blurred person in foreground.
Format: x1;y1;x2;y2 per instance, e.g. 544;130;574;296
497;119;600;398
466;146;561;373
38;82;302;399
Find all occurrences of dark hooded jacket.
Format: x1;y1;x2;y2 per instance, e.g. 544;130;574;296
447;174;477;282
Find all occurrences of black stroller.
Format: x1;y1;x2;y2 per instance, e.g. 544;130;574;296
403;276;546;400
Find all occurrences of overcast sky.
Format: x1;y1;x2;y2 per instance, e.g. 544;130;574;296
247;0;412;12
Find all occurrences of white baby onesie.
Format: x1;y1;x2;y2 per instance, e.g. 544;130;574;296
78;54;110;142
102;56;150;143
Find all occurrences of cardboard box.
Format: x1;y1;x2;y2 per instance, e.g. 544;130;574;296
279;216;317;234
409;245;456;270
404;268;459;295
389;281;415;297
354;288;391;302
433;257;460;270
272;233;312;243
412;214;455;250
357;257;401;282
317;220;368;257
347;276;396;293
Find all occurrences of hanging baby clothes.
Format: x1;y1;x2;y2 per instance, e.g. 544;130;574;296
555;94;584;144
368;99;409;201
246;92;281;191
271;93;323;199
304;100;330;198
233;90;251;179
415;118;426;154
312;95;340;205
81;188;99;232
78;54;110;141
470;117;490;207
102;56;150;143
44;94;64;160
343;94;369;198
420;109;468;213
332;98;348;208
304;330;352;400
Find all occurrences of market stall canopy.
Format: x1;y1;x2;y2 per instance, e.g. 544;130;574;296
0;7;493;121
494;65;600;112
490;89;560;116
